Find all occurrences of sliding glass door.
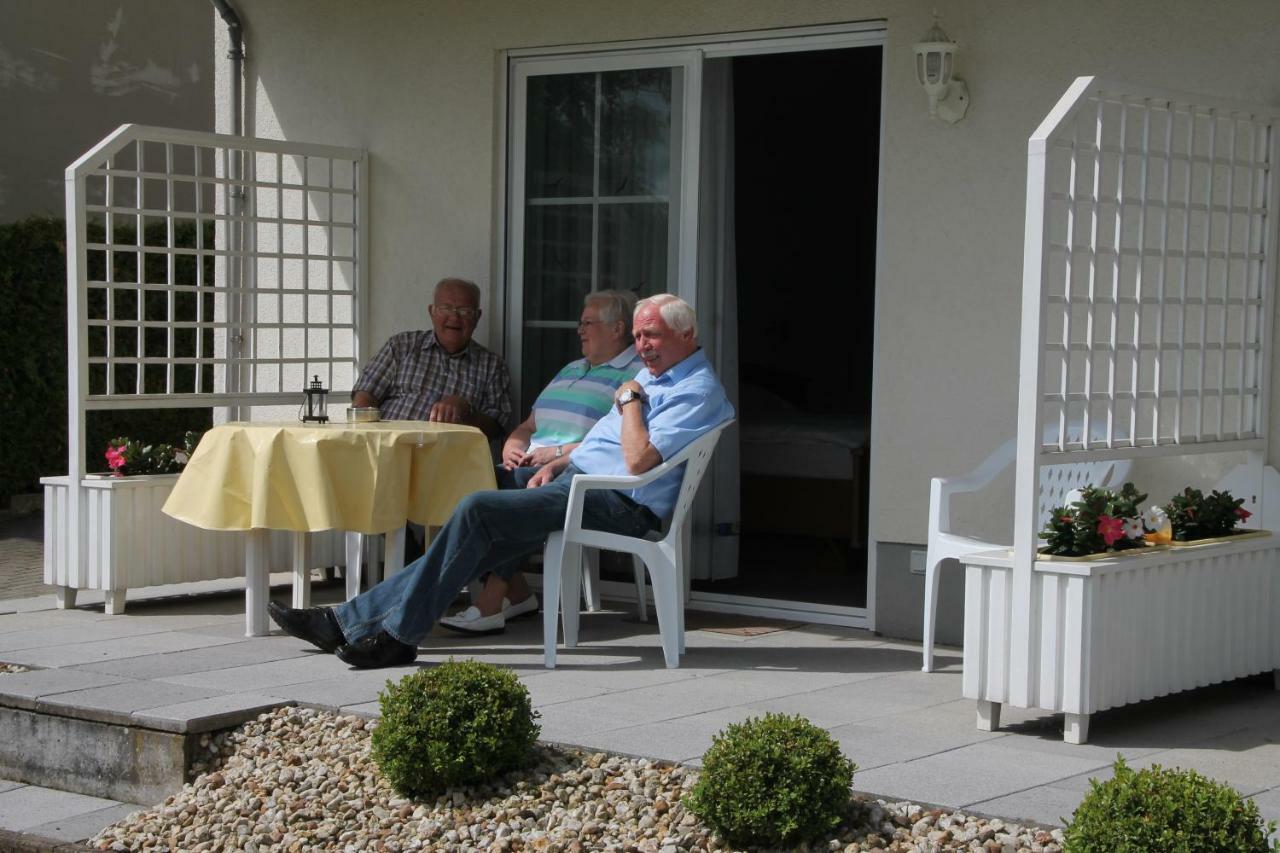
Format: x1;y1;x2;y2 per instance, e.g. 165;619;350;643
507;51;701;408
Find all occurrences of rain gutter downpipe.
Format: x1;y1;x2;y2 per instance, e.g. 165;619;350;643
210;0;243;136
210;0;245;409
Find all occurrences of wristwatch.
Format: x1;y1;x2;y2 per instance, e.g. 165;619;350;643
554;445;564;458
617;388;643;410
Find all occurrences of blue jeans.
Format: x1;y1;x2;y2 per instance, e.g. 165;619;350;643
494;464;539;490
332;465;659;646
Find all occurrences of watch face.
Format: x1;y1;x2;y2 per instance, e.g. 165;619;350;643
619;390;635;403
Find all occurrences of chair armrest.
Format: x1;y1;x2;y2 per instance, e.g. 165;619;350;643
562;420;732;534
929;437;1016;541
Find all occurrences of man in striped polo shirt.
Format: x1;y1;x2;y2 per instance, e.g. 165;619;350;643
440;289;641;634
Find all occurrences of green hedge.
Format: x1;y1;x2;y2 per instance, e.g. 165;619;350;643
0;216;211;506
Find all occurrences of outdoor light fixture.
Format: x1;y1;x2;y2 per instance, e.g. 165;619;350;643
913;13;969;124
301;375;329;423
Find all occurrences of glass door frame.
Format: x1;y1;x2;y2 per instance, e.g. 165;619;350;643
499;22;887;630
505;49;702;407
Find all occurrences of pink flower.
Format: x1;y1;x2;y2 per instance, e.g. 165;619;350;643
1097;514;1125;547
105;446;126;473
1236;507;1252;520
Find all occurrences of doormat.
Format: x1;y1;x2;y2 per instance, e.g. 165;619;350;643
682;610;804;636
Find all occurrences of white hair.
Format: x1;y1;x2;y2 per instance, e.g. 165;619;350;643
634;293;697;338
585;289;638;330
433;277;482;308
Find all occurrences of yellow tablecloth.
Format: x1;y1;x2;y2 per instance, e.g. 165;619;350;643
163;421;497;534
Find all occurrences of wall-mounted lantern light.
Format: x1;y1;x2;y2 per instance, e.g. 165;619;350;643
913;14;969;123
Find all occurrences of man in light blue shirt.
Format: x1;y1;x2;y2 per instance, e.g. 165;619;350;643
268;294;734;668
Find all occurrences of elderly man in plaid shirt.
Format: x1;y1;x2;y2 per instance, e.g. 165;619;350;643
351;278;513;439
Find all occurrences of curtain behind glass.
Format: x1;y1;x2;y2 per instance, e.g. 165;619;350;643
693;58;741;581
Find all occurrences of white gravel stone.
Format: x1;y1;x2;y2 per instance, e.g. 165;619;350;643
89;706;1059;852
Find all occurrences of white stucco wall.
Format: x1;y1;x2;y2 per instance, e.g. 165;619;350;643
218;0;1280;549
0;0;213;222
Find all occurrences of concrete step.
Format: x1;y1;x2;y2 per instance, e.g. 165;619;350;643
0;667;288;804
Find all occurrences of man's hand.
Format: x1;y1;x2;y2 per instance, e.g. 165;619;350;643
429;394;473;424
501;437;528;470
519;445;561;468
526;454;572;488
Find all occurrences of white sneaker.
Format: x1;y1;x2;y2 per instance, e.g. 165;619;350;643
502;594;539;620
439;606;505;635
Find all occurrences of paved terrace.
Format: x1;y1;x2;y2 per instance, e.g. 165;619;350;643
0;529;1278;845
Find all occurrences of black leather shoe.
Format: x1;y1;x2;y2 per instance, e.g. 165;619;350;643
267;601;345;653
335;632;418;669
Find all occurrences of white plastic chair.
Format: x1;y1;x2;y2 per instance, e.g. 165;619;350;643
922;436;1131;672
542;421;732;669
581;549;651;621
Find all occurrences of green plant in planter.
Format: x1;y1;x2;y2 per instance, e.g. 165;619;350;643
686;713;855;848
371;659;539;798
1163;487;1252;541
104;430;202;476
1063;757;1274;852
1040;482;1149;556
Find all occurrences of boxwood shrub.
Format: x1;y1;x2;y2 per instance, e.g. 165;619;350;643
686;712;855;848
371;659;540;798
1064;757;1274;852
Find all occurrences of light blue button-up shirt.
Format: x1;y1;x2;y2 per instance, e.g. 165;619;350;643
569;349;734;518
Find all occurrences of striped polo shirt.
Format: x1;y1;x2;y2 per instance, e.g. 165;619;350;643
528;348;643;448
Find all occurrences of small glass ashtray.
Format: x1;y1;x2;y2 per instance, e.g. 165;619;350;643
346;406;380;423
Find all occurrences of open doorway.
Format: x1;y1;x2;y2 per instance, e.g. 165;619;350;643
692;46;881;609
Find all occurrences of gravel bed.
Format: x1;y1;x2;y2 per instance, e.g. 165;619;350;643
0;663;30;674
91;706;1063;852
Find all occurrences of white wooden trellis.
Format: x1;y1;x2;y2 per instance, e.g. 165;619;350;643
59;125;368;606
972;77;1280;741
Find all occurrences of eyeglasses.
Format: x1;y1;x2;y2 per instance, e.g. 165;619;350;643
577;319;619;330
432;305;478;319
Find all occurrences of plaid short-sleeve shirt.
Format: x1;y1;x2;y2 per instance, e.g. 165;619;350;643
352;330;514;428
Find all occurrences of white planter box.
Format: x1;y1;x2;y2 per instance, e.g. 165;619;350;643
41;474;346;614
962;535;1280;743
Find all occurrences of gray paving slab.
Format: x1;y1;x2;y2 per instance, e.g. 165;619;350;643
534;668;807;733
965;783;1086;828
520;663;697;696
0;780;23;795
156;650;367;691
0;783;123;832
339;700;381;718
0;609;116;634
850;738;1111;810
37;679;227;724
1125;733;1280;797
532;702;659;747
0;668;130;706
1247;786;1280;824
132;691;292;733
0;619;177;653
27;801;149;843
827;718;1003;773
2;630;244;669
69;637;312;679
263;669;409;708
559;706;756;764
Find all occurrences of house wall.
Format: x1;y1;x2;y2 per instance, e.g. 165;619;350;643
218;0;1280;635
0;0;213;223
